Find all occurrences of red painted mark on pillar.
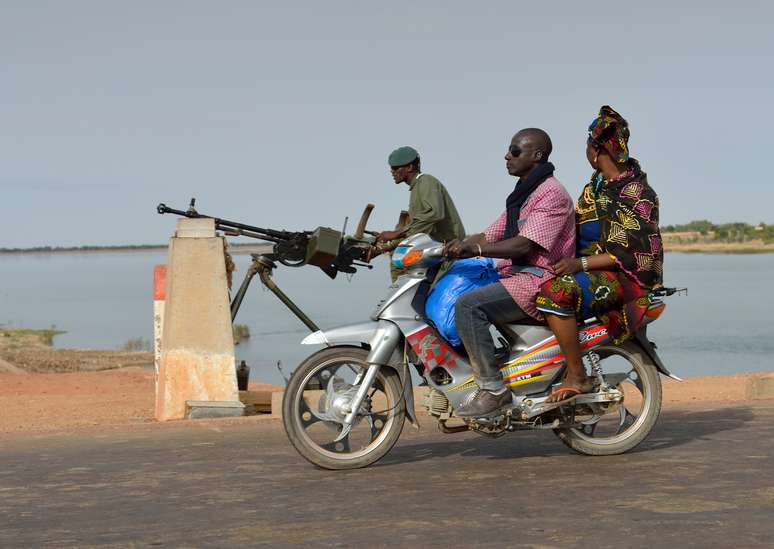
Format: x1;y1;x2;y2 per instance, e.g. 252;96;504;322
153;265;167;301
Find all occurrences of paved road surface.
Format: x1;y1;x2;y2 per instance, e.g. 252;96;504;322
2;402;773;548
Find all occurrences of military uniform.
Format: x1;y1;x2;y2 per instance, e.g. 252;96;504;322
386;172;466;281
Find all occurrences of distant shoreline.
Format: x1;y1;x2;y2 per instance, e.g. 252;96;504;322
3;242;773;256
664;241;774;254
0;243;274;257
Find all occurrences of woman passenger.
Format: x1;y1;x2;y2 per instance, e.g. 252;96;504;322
536;106;663;403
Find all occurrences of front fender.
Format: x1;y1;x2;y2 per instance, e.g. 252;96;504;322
301;321;381;347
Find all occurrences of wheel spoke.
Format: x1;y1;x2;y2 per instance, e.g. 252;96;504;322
321;434;351;454
299;398;341;432
367;413;389;441
627;369;644;393
617;407;637;434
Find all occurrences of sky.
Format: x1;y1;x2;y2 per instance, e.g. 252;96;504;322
2;1;773;248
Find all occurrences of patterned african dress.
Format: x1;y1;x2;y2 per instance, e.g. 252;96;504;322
535;160;663;344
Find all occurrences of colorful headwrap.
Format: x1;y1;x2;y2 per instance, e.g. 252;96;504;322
588;105;630;163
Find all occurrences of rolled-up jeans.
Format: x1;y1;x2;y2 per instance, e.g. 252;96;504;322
454;282;527;391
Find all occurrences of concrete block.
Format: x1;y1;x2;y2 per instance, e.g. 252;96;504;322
156;227;241;421
270;391;284;418
745;374;774;400
186;400;245;419
175;218;216;238
239;390;273;414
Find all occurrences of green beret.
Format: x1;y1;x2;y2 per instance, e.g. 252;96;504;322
388;146;419;167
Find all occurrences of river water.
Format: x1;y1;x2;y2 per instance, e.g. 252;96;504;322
1;251;772;385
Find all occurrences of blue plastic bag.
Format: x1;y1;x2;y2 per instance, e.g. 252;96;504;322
425;257;500;346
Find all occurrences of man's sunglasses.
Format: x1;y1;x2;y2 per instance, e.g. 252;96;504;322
508;145;522;157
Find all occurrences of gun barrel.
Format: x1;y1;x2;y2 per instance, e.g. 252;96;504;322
156;202;302;242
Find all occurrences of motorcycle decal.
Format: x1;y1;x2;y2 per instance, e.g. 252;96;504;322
447;324;610;393
503;359;563;382
447;377;477;393
405;326;461;371
578;325;609;347
507;372;550;388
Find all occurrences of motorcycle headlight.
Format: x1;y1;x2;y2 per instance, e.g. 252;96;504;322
391;245;424;268
400;249;424;267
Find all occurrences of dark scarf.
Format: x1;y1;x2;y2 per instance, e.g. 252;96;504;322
504;162;555;239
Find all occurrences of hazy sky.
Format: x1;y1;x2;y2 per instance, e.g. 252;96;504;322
2;1;772;248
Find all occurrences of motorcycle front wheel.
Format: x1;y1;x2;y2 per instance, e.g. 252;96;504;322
282;346;406;470
553;341;662;456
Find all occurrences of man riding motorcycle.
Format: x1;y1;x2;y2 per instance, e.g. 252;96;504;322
444;128;576;418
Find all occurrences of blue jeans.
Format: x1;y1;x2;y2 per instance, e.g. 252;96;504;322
454;283;527;391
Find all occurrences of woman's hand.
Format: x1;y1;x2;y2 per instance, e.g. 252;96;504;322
552;257;583;275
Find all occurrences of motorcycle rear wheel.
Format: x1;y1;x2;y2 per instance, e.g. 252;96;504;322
282;346;406;470
553;342;662;456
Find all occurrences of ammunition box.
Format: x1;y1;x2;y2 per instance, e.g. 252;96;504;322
305;226;342;267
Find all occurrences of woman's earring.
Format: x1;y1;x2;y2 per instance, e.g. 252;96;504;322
593;152;599;165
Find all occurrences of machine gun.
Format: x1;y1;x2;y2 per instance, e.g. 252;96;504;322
157;198;376;277
156;198;379;330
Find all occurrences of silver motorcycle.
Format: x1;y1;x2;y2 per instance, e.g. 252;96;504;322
282;233;683;470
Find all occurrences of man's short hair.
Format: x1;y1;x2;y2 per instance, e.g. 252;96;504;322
518;128;553;161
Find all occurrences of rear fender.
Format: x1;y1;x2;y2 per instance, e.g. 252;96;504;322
633;328;682;381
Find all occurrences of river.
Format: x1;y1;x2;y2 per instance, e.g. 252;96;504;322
1;251;772;385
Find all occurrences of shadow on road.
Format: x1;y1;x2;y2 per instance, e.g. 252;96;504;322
378;405;756;467
638;405;756;451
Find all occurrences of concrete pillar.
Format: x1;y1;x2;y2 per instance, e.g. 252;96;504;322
746;374;774;400
155;218;244;421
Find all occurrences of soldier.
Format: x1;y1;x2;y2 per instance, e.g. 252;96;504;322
376;146;466;282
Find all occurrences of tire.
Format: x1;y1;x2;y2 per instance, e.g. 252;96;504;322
282;346;406;470
553;342;662;456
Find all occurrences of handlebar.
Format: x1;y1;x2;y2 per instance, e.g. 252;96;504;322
650;287;687;297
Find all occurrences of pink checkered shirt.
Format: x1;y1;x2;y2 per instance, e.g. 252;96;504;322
484;176;576;319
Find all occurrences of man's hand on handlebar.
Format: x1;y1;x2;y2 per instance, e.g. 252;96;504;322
376;230;404;242
366;243;386;262
444;238;478;259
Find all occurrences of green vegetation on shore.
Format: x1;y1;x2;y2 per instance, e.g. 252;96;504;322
1;328;66;347
663;220;774;244
120;337;152;352
233;324;251;345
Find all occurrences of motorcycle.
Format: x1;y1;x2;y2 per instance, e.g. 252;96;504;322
283;232;684;470
153;200;682;471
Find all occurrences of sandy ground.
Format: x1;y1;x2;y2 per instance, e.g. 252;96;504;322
0;328;153;373
1;367;771;436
